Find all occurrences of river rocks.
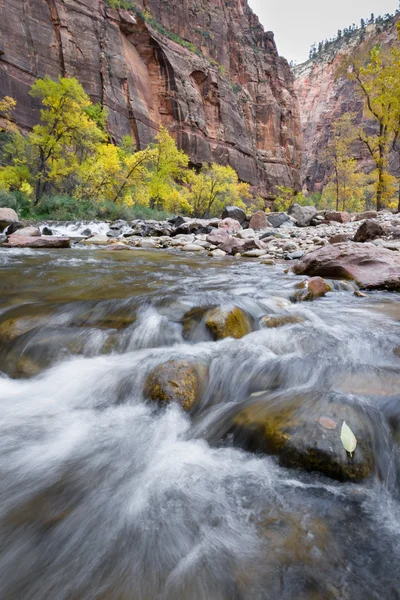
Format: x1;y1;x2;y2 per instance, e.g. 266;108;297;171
206;230;229;245
218;237;246;255
42;226;54;236
144;360;206;411
205;306;252;340
218;218;242;234
296;276;331;301
354;211;378;221
328;233;353;244
288;203;317;227
4;234;71;248
326;211;351;224
293;242;400;291
105;243;131;251
181;244;204;252
221;206;247;224
249;211;271;231
209;249;227;257
242;249;266;257
266;212;291;228
0;207;19;231
261;314;305;328
83;235;110;246
0;314;49;343
14;226;41;237
230;393;375;481
354;220;385;243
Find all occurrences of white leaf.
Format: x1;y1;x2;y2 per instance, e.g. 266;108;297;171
341;421;357;456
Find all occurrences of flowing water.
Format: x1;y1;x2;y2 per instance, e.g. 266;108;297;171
0;246;400;600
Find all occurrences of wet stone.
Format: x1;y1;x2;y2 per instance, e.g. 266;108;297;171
230;393;375;481
144;360;207;411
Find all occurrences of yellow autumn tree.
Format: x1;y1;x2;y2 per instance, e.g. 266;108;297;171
340;44;400;209
186;163;251;218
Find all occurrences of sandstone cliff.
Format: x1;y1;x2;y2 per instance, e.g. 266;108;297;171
0;0;301;197
294;15;399;192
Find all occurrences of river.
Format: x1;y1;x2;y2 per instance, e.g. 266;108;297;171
0;246;399;599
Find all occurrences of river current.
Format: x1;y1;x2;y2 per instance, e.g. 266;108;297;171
0;246;399;600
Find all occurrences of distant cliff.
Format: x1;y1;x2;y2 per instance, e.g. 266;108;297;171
294;14;399;192
0;0;301;198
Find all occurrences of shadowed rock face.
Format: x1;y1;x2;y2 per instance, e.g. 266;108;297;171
0;0;301;197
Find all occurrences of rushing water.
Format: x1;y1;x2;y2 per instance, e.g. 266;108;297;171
0;246;400;600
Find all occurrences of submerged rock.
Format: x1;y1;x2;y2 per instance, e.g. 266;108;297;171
230;393;375;481
261;314;305;328
144;360;207;411
292;242;400;291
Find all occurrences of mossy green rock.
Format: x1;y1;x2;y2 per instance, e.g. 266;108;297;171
144;360;207;411
205;306;252;340
231;393;375;481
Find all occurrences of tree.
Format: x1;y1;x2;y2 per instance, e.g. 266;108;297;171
28;76;107;201
340;45;400;209
0;96;17;135
321;113;366;211
186;163;251;218
145;126;189;212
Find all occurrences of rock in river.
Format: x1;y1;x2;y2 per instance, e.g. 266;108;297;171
354;219;385;243
4;234;70;248
0;207;19;231
230;392;375;481
205;306;253;340
292;242;400;291
144;360;207;411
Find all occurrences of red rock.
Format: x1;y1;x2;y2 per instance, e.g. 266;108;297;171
4;235;70;248
354;220;385;243
353;211;379;221
325;211;351;224
218;237;246;255
249;211;271;231
293;242;400;291
206;229;230;245
0;0;301;198
328;233;353;244
307;277;330;297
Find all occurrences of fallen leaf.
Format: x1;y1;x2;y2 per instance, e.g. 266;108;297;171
319;416;337;430
340;421;357;456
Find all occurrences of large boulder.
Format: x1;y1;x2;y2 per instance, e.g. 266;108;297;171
325;211;351;224
288;203;317;227
221;206;247;224
353;211;378;221
218;236;246;255
354;220;385;243
206;229;229;245
266;212;290;228
292;242;400;291
4;235;70;248
230;393;375;481
218;218;242;234
144;360;206;411
13;226;41;237
249;211;271;231
0;207;19;231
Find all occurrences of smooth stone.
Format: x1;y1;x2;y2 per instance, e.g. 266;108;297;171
181;244;204;252
221;206;247;224
144;360;207;411
208;249;227;257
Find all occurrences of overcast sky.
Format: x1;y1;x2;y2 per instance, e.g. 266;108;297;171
248;0;398;64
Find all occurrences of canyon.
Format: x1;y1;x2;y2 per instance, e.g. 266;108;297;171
294;14;400;192
0;0;301;198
